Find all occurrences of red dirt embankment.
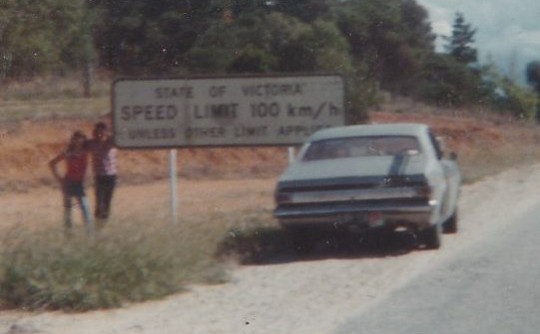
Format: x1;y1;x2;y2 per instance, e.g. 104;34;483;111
0;111;537;194
0;119;289;193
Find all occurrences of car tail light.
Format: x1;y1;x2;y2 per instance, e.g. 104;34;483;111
415;185;432;199
275;191;293;204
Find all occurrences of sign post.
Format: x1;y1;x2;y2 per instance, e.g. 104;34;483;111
169;149;178;225
288;147;296;164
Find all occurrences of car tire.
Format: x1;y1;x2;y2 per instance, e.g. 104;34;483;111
443;210;458;234
286;226;313;254
422;223;442;250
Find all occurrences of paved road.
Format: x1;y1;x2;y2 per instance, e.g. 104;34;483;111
336;204;540;334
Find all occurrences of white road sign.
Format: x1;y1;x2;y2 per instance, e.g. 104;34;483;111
112;75;345;148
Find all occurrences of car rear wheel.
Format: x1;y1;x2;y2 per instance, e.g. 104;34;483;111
443;210;458;234
422;223;442;249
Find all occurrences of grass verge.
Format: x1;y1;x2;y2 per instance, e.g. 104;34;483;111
458;127;540;184
1;74;111;121
0;97;109;121
0;220;227;311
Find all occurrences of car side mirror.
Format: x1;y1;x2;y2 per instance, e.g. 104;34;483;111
436;136;447;151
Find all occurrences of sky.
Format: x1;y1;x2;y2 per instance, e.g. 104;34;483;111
416;0;540;83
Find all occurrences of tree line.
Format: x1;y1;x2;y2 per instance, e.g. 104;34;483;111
1;0;538;120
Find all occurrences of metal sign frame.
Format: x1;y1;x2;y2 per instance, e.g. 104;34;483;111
111;73;346;149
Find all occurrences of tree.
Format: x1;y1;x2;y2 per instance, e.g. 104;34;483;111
333;0;435;97
493;77;538;120
414;53;490;107
526;61;540;120
186;11;352;75
0;0;93;80
400;0;435;51
444;12;477;64
271;0;332;22
88;0;226;74
526;61;540;93
185;12;296;74
62;0;99;97
278;19;352;73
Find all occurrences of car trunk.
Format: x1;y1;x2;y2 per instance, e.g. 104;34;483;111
278;154;428;192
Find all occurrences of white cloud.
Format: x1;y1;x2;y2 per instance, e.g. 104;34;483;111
517;30;540;46
416;0;540;81
431;20;452;37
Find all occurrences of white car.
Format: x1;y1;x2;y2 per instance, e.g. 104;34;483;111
274;123;461;250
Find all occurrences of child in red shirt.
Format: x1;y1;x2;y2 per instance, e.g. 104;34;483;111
49;131;94;236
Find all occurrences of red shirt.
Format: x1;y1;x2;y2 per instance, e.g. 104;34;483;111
65;152;88;182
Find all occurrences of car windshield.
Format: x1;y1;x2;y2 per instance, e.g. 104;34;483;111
302;136;421;161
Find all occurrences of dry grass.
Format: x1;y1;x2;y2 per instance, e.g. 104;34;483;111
1;72;111;121
0;217;229;311
0;177;277;311
0;182;279;311
1;72;111;101
0;97;109;121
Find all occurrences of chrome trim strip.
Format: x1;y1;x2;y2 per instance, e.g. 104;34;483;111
284;187;423;204
274;204;432;218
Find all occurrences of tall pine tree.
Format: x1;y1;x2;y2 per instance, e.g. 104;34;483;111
444;12;477;64
526;61;540;94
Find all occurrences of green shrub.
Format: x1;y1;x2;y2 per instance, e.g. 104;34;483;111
217;225;289;264
0;222;226;311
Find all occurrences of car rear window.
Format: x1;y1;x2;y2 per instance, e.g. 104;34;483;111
302;136;421;161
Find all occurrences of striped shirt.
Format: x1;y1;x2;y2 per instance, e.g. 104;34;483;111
88;138;118;176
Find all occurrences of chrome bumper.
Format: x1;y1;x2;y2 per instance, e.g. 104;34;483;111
274;202;434;231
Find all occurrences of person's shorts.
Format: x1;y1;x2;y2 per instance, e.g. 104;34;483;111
64;181;85;197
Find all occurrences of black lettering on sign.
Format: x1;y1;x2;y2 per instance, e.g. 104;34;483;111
209;86;226;97
128;128;177;140
120;105;178;121
277;125;331;136
234;126;268;138
329;102;341;116
286;102;326;120
185;127;226;139
241;83;304;97
193;104;238;119
250;102;280;118
155;87;194;99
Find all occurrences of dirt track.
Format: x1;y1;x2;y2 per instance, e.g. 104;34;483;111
0;162;538;334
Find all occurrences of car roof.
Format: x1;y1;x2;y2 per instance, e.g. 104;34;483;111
308;123;429;141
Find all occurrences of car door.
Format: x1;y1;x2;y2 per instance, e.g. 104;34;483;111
429;130;460;221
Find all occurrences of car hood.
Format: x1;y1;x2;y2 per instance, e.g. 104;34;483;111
279;154;428;183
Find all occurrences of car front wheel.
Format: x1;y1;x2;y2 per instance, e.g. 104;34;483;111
421;223;442;250
443;210;458;234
